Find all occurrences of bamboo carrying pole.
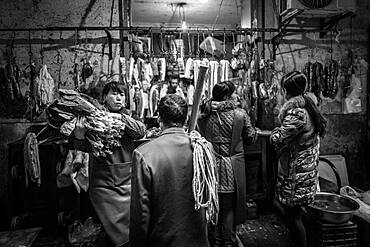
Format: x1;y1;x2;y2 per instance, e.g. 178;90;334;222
188;64;209;132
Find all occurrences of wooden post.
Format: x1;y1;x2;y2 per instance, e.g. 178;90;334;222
188;64;209;132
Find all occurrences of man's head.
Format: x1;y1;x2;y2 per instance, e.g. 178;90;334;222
167;76;179;94
158;94;188;129
102;81;127;112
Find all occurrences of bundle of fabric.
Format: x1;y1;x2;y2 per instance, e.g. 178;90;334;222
47;89;126;157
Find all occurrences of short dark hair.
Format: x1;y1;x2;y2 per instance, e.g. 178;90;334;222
102;81;127;98
212;81;236;101
282;71;327;137
281;71;306;97
158;94;188;127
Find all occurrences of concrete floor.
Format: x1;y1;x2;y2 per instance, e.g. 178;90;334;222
237;213;294;247
30;211;295;247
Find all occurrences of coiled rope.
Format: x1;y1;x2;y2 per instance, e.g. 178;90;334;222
189;130;219;225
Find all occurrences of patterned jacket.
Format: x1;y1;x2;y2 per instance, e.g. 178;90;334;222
270;95;320;207
198;100;257;224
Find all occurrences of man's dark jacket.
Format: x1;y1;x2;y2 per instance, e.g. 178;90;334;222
130;127;210;247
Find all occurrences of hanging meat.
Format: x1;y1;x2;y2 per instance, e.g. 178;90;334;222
81;59;93;86
303;61;324;101
0;68;8;103
322;59;339;99
148;84;159;117
35;64;55;107
24;132;41;187
5;56;22;100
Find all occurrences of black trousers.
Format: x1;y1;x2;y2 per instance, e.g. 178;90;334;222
209;192;236;247
282;204;307;247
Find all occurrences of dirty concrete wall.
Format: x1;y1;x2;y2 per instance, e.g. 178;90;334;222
262;0;370;189
0;0;122;98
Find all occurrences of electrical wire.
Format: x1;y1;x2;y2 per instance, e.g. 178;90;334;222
212;0;224;29
110;0;115;28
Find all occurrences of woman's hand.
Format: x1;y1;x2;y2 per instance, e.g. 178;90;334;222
256;128;272;137
73;116;87;140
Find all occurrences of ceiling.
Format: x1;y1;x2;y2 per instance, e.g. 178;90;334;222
132;0;242;27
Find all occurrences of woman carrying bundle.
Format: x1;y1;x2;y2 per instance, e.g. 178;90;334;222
73;81;146;247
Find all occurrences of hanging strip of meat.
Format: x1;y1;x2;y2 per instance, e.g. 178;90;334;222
312;61;323;101
0;68;7;103
24;132;41;187
303;62;312;92
329;60;339;99
220;60;230;82
148;84;159;117
323;59;339;99
158;58;166;81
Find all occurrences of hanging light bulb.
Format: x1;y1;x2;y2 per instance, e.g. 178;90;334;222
179;3;187;30
181;20;187;30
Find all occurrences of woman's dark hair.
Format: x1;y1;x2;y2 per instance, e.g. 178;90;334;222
158;94;188;127
282;71;327;137
102;81;127;98
212;81;236;101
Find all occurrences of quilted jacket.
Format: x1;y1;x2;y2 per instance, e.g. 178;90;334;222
270;95;320;207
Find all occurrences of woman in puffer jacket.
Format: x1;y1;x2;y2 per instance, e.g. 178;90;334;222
270;71;327;247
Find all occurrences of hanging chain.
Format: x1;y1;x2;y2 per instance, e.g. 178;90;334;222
40;31;44;65
197;30;200;57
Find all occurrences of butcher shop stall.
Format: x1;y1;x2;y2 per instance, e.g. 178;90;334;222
0;0;370;246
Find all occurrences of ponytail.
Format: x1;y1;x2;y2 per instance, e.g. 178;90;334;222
303;94;327;137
